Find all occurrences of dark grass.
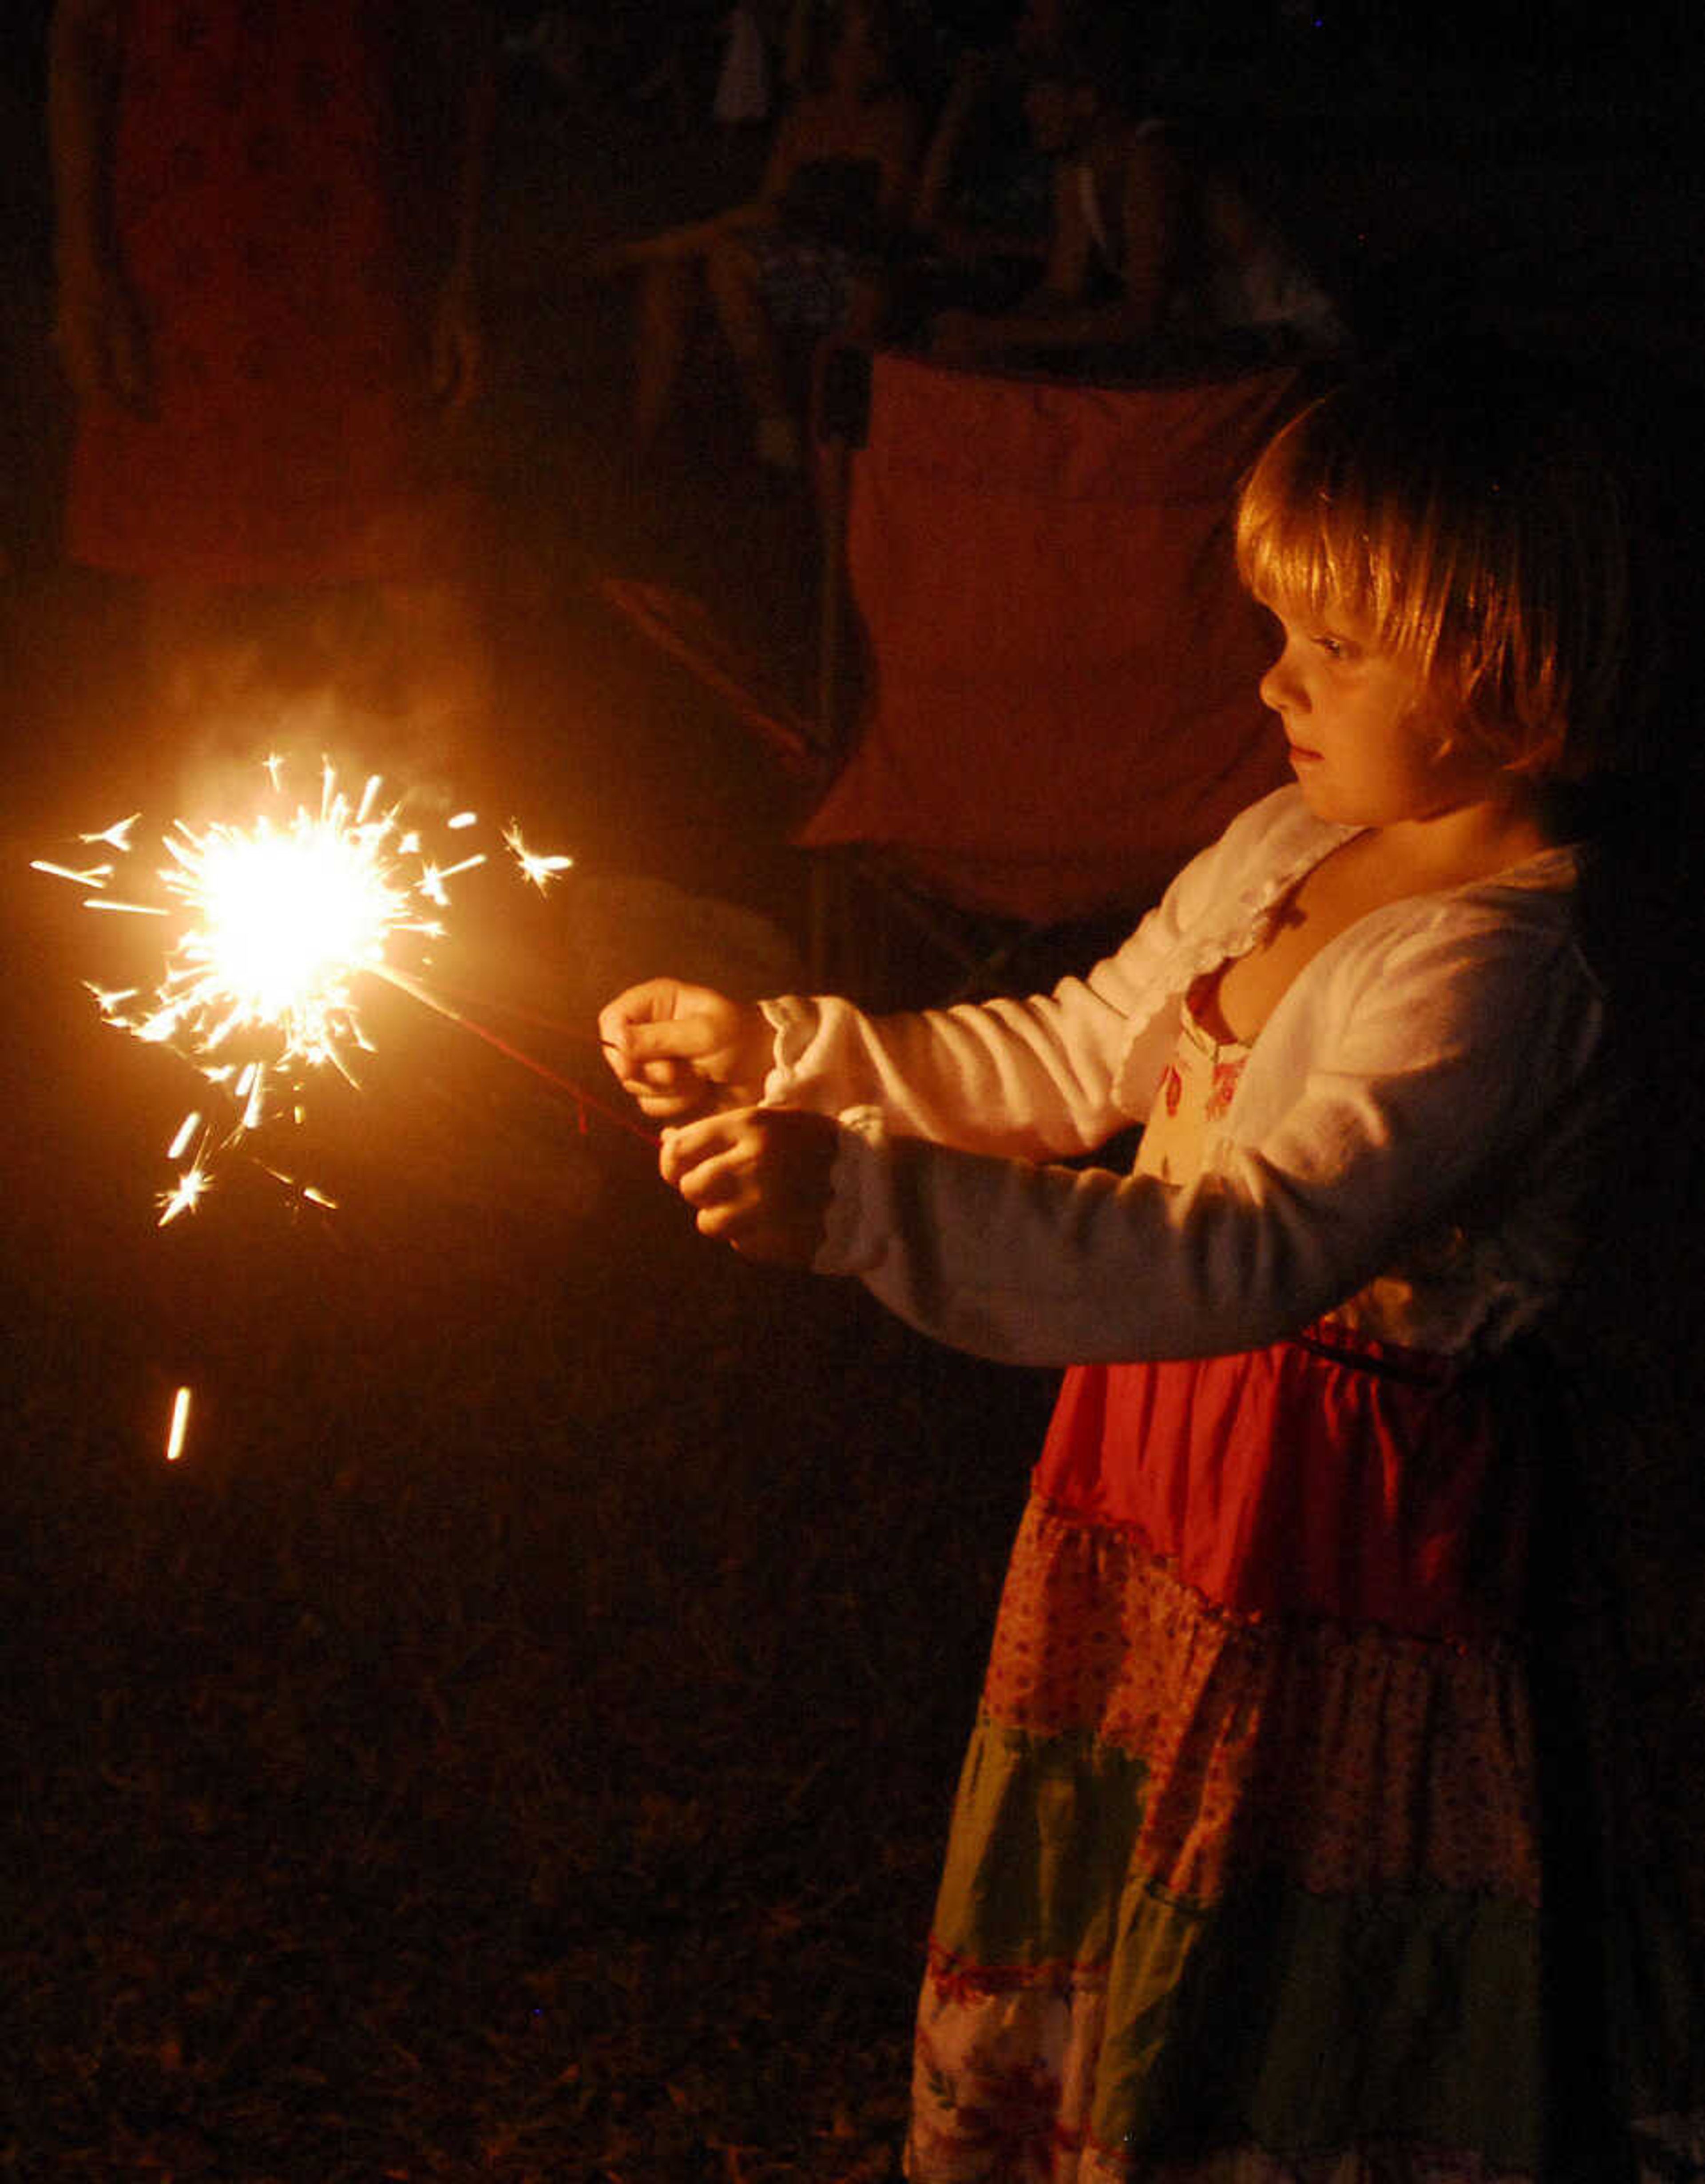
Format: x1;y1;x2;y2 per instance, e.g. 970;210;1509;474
0;873;1058;2180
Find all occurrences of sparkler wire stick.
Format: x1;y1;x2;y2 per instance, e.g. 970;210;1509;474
371;965;661;1149
412;977;615;1043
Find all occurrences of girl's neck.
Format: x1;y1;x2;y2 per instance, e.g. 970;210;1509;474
1360;787;1558;890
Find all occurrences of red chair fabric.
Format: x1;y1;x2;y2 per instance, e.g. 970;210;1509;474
797;355;1303;923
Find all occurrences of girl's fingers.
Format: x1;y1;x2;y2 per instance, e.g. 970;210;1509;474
655;1110;830;1269
658;1116;724;1189
661;1116;765;1207
623;1013;725;1065
624;1056;696;1100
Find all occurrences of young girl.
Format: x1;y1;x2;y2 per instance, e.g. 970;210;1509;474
600;366;1698;2181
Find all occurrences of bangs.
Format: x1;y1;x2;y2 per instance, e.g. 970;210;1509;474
1234;373;1630;779
1235;400;1455;679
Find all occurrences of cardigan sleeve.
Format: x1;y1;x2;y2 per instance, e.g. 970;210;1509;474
810;902;1606;1366
757;968;1154;1160
756;794;1310;1159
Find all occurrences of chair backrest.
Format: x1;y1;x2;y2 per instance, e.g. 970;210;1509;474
798;351;1307;924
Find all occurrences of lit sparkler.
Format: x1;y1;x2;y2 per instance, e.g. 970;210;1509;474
32;754;648;1221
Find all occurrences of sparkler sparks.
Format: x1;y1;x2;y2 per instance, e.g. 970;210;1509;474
503;822;574;893
165;1386;193;1462
35;754;591;1217
158;1162;212;1227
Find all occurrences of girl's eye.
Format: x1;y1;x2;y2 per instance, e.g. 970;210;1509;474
1314;634;1355;662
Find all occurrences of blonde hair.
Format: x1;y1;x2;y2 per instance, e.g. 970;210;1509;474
1236;364;1630;780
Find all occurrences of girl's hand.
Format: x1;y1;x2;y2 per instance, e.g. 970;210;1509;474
659;1107;838;1266
599;979;773;1122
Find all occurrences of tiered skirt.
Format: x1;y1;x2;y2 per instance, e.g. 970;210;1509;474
906;1323;1553;2183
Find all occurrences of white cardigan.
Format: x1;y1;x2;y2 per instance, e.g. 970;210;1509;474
758;788;1607;1367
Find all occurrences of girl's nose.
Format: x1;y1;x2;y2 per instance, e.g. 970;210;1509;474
1259;645;1301;715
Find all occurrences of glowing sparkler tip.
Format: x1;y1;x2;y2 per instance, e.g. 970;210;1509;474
42;754;586;1224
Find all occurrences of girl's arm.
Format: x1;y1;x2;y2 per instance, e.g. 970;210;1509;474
756;792;1312;1155
602;968;1152;1153
759;975;1153;1159
603;791;1310;1152
803;910;1605;1364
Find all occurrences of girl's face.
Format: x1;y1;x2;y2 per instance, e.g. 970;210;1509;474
1256;595;1503;828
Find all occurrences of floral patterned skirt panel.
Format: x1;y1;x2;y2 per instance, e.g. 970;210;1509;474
905;1323;1551;2184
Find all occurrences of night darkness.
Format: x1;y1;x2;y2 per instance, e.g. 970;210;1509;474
3;5;1704;2178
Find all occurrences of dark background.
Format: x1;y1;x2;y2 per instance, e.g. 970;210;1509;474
4;8;1705;2178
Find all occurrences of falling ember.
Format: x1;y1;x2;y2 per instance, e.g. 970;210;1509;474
165;1385;192;1462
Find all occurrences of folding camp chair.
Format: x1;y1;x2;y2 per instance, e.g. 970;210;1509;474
601;347;1311;1001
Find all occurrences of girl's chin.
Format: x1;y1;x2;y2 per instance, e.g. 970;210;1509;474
1290;770;1364;826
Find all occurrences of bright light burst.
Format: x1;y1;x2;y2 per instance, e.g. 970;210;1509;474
36;755;574;1219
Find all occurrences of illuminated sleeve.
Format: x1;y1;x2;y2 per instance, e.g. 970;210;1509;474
757;966;1158;1161
810;903;1605;1366
756;794;1320;1160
